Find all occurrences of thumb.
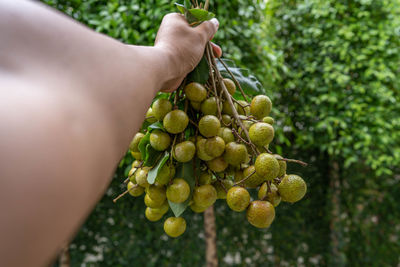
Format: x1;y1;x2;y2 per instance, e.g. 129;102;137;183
195;18;219;42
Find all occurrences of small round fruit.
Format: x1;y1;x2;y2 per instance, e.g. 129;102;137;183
238;120;254;138
190;203;208;213
145;108;158;123
250;95;272;119
246;200;275;228
278;174;307;203
184;82;207;102
218;127;235;144
166;178;190;203
249;122;274;147
262;116;275;125
128;167;137;182
237;100;250;115
127;182;144;197
205;136;225;157
151;201;169;215
145;207;164;222
224;142;248;166
199;115;221;137
221;78;236;95
174;141;196;163
274;154;287;178
164;217;186;238
199;172;213;185
214;179;233;199
147;185;166;204
155;164;171;185
201;97;219;115
129;133;145;152
196;138;214;161
135;168;149;187
221;114;232;126
190;101;201;110
207;157;228;173
222;101;238;116
234;170;244;184
255;153;280;180
227;187;250;212
144;194;164;208
152;98;172;120
258;182;281;207
193;185;217;208
163;110;189;134
242;165;265;188
130;151;142;160
150;130;171;151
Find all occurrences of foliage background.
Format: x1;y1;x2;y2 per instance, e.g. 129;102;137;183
43;0;400;266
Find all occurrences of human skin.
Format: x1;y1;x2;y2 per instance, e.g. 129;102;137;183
0;0;221;266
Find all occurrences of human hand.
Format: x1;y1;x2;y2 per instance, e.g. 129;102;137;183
154;13;221;92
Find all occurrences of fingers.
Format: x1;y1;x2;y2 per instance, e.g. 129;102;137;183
195;18;219;43
211;42;222;58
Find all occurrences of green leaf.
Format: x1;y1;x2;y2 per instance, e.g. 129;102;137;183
175;3;185;14
217;58;264;95
138;132;151;160
187;55;209;84
188;9;215;22
143;144;161;167
148;121;165;131
168;159;200;217
147;151;169;184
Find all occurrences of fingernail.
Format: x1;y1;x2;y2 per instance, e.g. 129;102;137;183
210;18;219;29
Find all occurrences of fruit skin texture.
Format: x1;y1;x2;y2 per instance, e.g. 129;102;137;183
184;82;207;102
274;154;287;178
201;97;220;116
149;130;171;151
190;101;201;110
222;78;236;95
145;108;158;123
258;182;281;207
205;136;225;157
249;122;274;147
127;182;144;197
206;157;228;173
135;168;149;187
222;101;238;116
174;141;196;163
190;203;208;213
144;194;164;208
278;174;307;203
199;115;221;137
164;217;186;238
221;114;232;126
246;200;275;228
242;165;265;188
199;172;213;185
237;100;250;115
147;185;166;204
255;153;280;181
196;138;214;161
130;151;142;160
129;133;144;152
166;178;190;203
145;207;164;222
223;142;248;166
155;164;171;186
227;187;250;212
193;185;217;208
218;127;235;144
163;110;189;134
250;95;272;119
262;116;274;125
152;98;172;121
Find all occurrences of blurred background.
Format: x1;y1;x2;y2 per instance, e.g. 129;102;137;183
43;0;400;266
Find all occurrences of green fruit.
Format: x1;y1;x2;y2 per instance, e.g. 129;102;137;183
130;151;142;160
196;138;214;161
238;120;254;138
174;141;196;163
155;164;171;185
258;182;281;207
145;207;164;222
190;101;201;111
166;178;190;203
201;97;220;116
249;122;274;146
190;203;208;213
206;157;228;172
127;182;144;197
221;114;232;126
129;133;144;152
221;78;236;95
237;100;250;115
223;142;248;166
278;174;307;203
246;200;275;228
199;172;213;185
214;179;234;199
150;130;171;151
152;99;172;120
255;153;280;181
274;154;287;178
131;160;141;168
145;108;158;123
144;194;164;208
262;116;275;125
150;201;169;215
242;165;265;188
217;127;235;144
168;163;176;179
250;95;272;119
147;185;166;204
222;101;238;116
163;110;189;134
184;82;207;102
199;115;221;137
205;136;225;157
128;167;137;182
234;170;244;184
227;187;250;212
193;185;217;208
164;217;186;238
135;168;149;187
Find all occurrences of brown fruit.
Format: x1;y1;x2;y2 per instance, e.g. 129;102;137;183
246;200;275;228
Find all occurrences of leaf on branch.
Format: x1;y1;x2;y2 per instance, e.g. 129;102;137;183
187;55;209;84
147;151;170;184
175;2;215;24
144;144;161;167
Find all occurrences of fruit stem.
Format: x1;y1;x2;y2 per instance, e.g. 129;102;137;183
281;158;308;167
233;170;256;186
123;161;143;184
205;43;222;120
113;184;138;203
217;57;249;102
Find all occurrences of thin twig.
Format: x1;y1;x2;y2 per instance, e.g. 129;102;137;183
234;170;256;186
123;161;143;184
280;158;308;167
217;57;249;102
113;184;138;203
205;43;222;120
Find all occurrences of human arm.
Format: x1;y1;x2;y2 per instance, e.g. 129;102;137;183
0;0;220;266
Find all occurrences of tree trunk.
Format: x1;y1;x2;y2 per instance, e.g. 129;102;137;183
204;205;218;267
58;245;70;267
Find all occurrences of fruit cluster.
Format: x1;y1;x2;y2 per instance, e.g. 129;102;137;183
114;43;307;238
